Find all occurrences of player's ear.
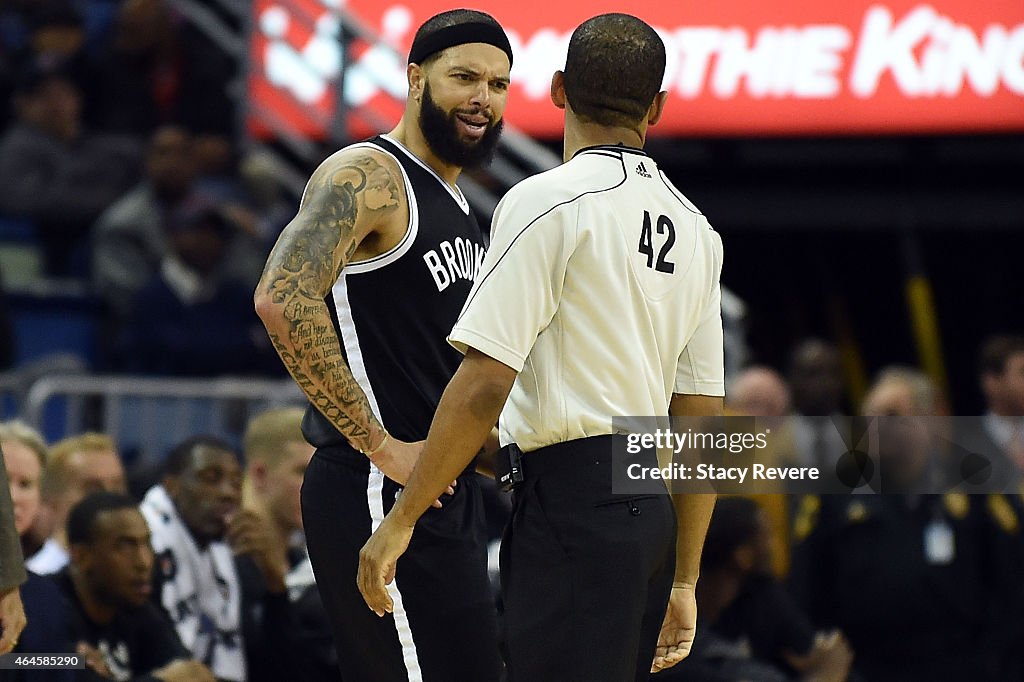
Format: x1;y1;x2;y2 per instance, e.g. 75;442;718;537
408;63;425;103
647;91;668;126
549;71;566;110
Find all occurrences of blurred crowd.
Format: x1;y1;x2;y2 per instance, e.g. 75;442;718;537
655;334;1024;682
0;334;1020;680
0;0;291;376
2;407;343;681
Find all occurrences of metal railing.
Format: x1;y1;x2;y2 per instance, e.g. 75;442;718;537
24;374;306;464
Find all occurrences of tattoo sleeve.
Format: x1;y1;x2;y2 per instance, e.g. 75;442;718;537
255;152;402;451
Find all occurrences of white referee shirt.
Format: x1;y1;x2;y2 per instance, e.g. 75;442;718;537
449;145;725;453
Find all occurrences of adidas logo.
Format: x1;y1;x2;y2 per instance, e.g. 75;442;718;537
636;162;652;178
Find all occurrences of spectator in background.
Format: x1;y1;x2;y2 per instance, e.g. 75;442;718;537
0;420;73;680
59;492;215;681
87;0;235;136
191;133;268;288
788;340;846;417
727;366;790;419
192;133;243;202
787;339;848;475
140;437;291;682
725;366;796;576
242;408;313;567
862;367;938;417
0;421;48;561
0;57;140;274
0;0;94;112
972;335;1024;485
120;197;278;377
242;408;340;682
860;367;958;493
84;0;177;135
238;150;294;248
27;433;126;575
1;0;107;132
22;2;92;91
655;497;853;682
789;367;1022;681
966;336;1024;676
92;125;196;321
92;126;268;343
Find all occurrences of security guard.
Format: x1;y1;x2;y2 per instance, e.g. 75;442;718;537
789;492;1021;681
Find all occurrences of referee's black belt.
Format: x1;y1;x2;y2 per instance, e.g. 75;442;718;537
518;435;660;499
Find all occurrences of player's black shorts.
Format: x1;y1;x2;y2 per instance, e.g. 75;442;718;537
301;445;502;682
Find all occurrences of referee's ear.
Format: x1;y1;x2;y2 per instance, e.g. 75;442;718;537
549;71;566;110
646;91;668;127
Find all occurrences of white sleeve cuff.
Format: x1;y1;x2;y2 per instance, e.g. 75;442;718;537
448;328;526;372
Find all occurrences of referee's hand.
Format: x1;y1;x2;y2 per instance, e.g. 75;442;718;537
358;514;415;616
651;584;698;673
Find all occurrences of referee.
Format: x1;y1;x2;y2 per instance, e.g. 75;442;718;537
360;14;723;682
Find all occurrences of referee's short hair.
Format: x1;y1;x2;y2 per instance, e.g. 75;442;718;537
563;13;666;128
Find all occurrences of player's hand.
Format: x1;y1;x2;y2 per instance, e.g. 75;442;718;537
76;642;112;678
357;514;414;616
369;438;455;507
0;586;26;654
226;510;288;593
152;659;217;682
651;583;698;673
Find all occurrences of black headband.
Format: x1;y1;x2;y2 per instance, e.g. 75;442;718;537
408;21;513;67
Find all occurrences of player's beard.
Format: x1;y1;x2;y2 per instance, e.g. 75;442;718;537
418;81;504;169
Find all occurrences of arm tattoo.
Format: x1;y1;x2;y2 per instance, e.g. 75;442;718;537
257;153;401;449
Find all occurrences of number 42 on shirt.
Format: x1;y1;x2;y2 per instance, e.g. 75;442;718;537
638;210;676;273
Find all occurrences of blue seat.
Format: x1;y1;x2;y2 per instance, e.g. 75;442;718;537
8;290;99;368
0;217;36;242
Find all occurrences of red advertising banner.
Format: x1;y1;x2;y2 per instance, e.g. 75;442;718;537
247;0;1024;138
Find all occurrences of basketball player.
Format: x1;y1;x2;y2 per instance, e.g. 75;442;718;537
254;9;511;682
359;13;723;681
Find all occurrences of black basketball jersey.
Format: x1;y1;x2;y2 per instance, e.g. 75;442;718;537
302;135;487;448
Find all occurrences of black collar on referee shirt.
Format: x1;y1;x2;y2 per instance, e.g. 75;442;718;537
573;143;650;159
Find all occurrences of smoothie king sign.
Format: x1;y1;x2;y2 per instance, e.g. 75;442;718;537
248;0;1024;137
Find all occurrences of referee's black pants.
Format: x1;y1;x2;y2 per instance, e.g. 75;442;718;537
302;445;502;682
500;435;677;682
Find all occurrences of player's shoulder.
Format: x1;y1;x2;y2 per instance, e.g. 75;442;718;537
300;140;406;209
313;140;403;180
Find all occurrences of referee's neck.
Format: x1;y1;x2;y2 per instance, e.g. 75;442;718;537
562;119;645;162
